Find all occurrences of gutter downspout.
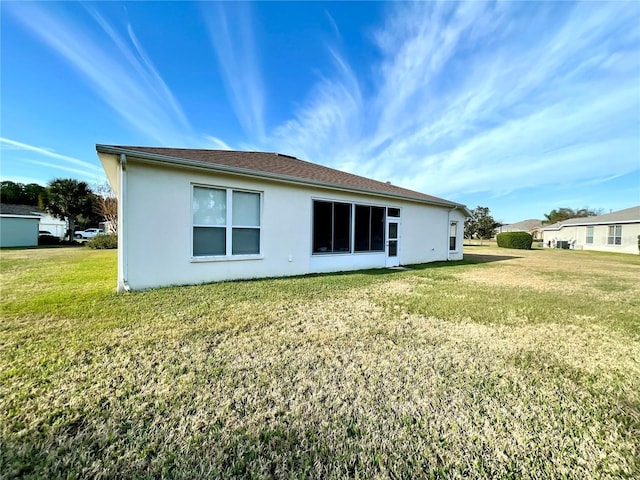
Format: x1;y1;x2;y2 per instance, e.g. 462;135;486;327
118;154;130;292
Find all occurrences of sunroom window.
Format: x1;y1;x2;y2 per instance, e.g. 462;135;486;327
313;201;351;253
354;205;385;252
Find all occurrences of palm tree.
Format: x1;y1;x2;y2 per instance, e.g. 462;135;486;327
41;179;96;240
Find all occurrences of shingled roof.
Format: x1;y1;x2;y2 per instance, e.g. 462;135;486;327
0;204;43;217
96;145;467;210
541;206;640;230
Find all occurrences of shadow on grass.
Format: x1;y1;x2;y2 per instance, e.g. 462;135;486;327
461;253;523;264
403;255;520;272
147;252;526;293
0;244;83;251
310;252;523;278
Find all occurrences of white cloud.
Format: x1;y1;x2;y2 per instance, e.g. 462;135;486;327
25;160;107;184
202;3;265;140
0;138;103;175
6;1;638;206
6;3;194;146
265;2;640;199
202;135;233;151
0;138;106;184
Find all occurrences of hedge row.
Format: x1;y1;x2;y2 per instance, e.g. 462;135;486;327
496;232;533;250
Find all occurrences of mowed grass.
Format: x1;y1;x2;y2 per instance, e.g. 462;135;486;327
1;246;639;479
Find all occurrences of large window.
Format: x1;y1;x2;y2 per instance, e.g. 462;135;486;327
586;226;594;244
193;186;260;257
607;225;622;245
313;201;351;253
354;205;385;252
449;222;458;251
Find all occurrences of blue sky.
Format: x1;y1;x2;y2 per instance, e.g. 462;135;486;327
1;1;639;223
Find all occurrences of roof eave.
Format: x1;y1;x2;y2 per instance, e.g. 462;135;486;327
0;214;41;219
542;219;639;231
96;144;467;210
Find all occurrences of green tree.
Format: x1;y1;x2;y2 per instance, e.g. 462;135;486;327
464;215;476;240
465;206;499;243
23;183;47;206
0;181;23;204
542;207;602;225
41;179;97;240
0;181;46;205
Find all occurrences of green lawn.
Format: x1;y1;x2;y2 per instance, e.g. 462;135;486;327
1;246;639;479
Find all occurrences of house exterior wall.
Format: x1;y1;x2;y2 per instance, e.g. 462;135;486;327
542;223;640;254
38;213;67;238
112;159;465;291
0;216;39;247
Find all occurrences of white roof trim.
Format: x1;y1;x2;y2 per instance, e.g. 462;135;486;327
0;214;41;219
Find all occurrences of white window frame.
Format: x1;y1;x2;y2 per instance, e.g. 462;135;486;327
191;184;263;261
449;222;458;251
585;226;594;244
607;225;622;246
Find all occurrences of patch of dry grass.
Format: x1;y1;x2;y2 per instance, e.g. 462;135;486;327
1;246;639;478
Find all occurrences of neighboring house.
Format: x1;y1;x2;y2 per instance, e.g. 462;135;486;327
0;204;40;247
0;204;67;246
541;206;640;254
39;212;67;239
498;219;543;239
97;145;471;291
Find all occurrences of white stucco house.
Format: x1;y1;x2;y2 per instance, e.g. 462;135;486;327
97;145;470;291
541;206;640;254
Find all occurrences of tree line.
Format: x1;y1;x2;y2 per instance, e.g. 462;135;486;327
1;179;117;240
464;205;603;240
542;207;603;225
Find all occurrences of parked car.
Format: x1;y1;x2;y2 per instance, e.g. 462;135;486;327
74;228;104;240
39;230;53;237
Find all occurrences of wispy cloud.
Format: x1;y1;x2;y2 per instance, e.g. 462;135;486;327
5;2;194;146
203;3;265;140
0;137;104;180
6;1;637;206
24;159;104;180
266;2;640;198
264;12;366;173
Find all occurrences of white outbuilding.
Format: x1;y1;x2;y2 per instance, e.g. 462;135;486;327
97;145;470;291
0;205;40;247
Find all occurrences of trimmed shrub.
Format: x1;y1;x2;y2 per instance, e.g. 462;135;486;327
86;234;118;249
496;232;533;250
